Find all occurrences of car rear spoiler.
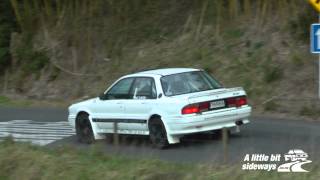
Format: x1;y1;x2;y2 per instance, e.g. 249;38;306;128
188;87;245;100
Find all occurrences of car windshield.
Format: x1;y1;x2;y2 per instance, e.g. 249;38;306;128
160;71;222;96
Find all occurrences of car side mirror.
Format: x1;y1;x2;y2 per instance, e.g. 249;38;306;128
99;93;107;100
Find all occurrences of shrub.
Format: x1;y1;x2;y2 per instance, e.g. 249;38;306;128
291;53;304;67
299;106;320;118
264;101;279;111
15;34;49;74
288;6;317;42
263;66;283;83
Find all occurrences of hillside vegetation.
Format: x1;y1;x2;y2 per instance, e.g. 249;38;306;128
0;0;319;118
0;139;318;180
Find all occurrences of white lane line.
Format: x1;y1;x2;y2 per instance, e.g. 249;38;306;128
4;120;33;123
0;130;74;135
0;120;75;146
0;128;75;134
0;139;57;146
0;121;70;125
0;125;74;130
0;134;62;140
0;121;71;125
0;132;73;138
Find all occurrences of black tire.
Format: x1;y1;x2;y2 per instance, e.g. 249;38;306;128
76;113;95;144
148;118;169;149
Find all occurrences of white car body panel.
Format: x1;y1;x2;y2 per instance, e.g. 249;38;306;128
68;68;252;144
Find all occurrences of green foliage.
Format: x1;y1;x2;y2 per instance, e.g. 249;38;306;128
24;51;49;73
264;101;279;111
4;0;312;75
288;5;317;42
15;34;49;74
224;28;244;39
0;0;316;117
0;0;16;72
48;67;61;82
291;53;304;67
253;41;264;50
0;47;10;62
0;96;11;104
0;95;32;107
192;47;211;61
299;106;320;118
263;66;283;83
0;140;319;180
242;77;252;92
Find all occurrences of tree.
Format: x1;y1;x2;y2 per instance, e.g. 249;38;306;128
0;0;16;72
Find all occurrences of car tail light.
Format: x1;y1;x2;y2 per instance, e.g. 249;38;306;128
181;102;210;115
181;104;199;114
236;97;247;107
226;98;236;106
227;96;247;108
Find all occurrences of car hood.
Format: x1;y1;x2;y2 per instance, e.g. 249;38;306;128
69;97;97;108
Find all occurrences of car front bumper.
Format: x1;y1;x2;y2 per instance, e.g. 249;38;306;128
166;106;251;135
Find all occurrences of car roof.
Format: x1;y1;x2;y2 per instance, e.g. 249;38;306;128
134;68;200;76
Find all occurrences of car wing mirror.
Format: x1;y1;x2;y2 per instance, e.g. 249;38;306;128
99;93;106;100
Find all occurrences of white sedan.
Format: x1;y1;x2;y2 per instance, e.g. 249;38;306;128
68;68;251;148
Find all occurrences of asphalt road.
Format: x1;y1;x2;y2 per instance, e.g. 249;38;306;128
0;106;319;164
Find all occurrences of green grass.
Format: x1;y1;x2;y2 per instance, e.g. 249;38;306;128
0;95;66;108
299;106;320;118
0;96;10;104
0;95;31;107
264;101;280;112
0;139;319;180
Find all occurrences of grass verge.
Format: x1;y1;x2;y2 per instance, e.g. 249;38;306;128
0;95;67;108
0;95;31;107
0;139;318;180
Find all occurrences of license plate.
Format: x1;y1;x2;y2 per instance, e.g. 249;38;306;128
210;100;225;109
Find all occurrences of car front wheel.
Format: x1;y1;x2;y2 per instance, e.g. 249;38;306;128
76;113;95;144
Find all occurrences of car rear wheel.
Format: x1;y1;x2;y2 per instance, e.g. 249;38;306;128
76;113;95;144
149;118;169;149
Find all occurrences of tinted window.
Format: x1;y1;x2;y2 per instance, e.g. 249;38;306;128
106;78;134;99
130;77;157;99
160;71;222;96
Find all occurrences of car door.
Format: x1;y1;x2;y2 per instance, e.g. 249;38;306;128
92;77;135;132
123;77;157;133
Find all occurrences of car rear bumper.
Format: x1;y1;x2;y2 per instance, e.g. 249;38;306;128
166;106;251;135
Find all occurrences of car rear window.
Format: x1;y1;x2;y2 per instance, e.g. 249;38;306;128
160;71;222;96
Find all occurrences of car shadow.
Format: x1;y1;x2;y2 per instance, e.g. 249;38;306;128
101;131;241;149
48;131;244;151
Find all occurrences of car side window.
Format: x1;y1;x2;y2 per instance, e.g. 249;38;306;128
106;78;134;100
130;77;157;100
